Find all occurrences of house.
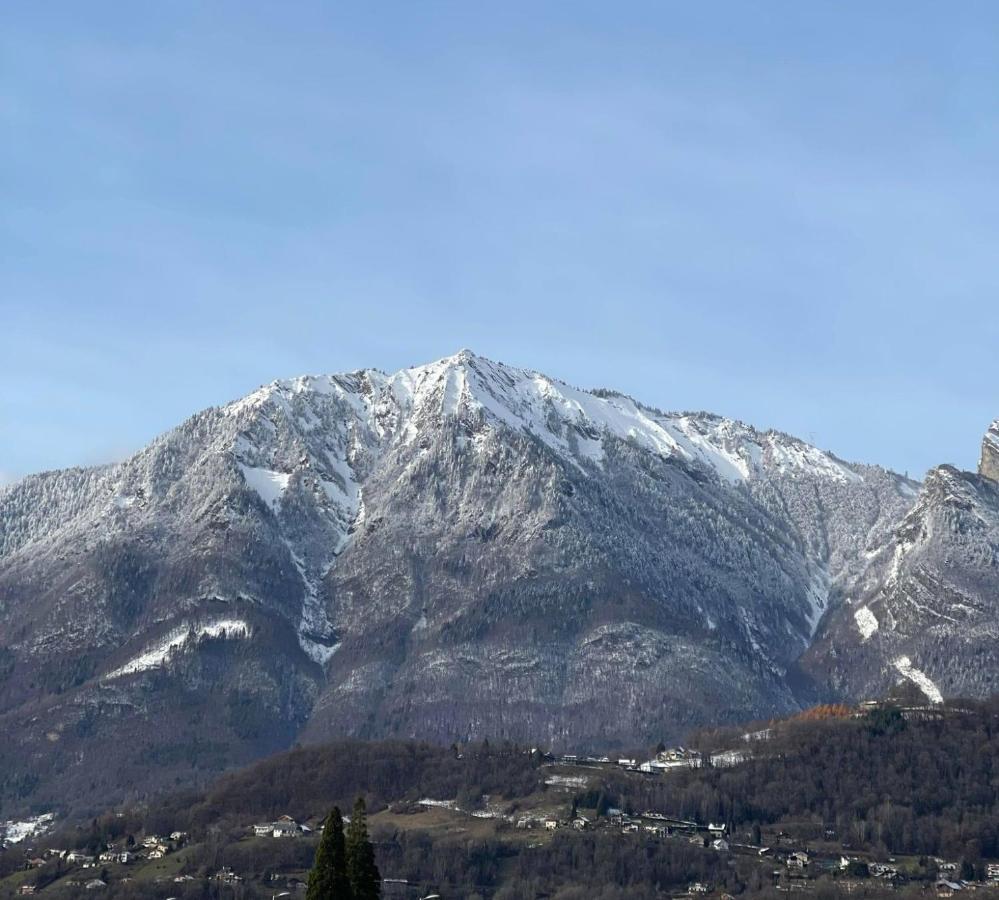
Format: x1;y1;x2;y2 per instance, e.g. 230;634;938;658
689;883;710;894
787;851;809;870
544;818;559;831
214;867;243;885
141;836;162;848
169;831;187;842
987;863;999;883
84;880;107;891
646;751;702;771
617;758;637;768
17;886;36;896
571;815;591;831
708;822;727;836
148;848;166;859
273;815;300;836
623;823;640;834
66;851;95;864
936;880;964;897
253;815;302;838
712;838;730;852
870;862;898;878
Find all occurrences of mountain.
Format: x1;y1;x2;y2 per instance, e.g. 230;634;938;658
802;419;999;702
0;350;946;819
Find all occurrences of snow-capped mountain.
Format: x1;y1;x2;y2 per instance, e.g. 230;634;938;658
0;350;952;818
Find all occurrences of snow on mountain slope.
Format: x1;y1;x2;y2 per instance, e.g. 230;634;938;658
370;350;865;486
0;349;925;819
0;349;918;674
104;619;253;679
803;457;999;703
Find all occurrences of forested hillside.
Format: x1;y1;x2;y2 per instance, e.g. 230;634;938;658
6;698;999;897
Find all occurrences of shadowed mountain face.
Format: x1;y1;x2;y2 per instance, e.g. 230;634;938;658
0;349;972;819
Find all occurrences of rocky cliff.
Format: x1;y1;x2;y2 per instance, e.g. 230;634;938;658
981;420;999;482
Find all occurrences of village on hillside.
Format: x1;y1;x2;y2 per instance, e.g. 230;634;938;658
0;698;987;898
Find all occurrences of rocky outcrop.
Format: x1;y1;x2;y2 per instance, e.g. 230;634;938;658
981;420;999;482
803;461;999;703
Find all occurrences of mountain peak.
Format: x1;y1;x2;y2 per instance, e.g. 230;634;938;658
444;347;479;364
980;419;999;482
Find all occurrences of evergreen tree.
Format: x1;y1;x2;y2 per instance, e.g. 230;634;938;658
307;807;353;900
346;797;381;900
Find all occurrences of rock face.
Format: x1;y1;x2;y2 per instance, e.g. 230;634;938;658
0;350;962;818
802;463;999;703
981;420;999;482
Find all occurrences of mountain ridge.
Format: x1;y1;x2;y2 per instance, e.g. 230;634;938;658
0;349;989;821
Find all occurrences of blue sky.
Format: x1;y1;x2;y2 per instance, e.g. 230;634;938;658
2;1;997;483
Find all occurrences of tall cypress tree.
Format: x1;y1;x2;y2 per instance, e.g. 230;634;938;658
307;807;353;900
345;797;381;900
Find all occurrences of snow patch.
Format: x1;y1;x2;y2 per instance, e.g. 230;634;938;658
886;534;918;587
1;813;55;844
804;569;831;636
105;619;252;679
764;436;862;484
893;655;943;704
854;607;879;641
238;464;290;509
299;636;341;666
283;541;341;665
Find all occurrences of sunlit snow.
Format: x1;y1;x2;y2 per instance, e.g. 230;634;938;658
105;619;252;680
238;464;290;509
854;606;879;641
1;813;55;844
894;655;943;704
